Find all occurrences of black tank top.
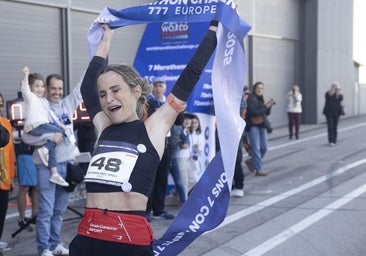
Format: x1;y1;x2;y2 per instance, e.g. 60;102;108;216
85;120;160;198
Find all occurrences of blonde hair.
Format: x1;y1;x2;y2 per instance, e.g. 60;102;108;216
99;64;152;119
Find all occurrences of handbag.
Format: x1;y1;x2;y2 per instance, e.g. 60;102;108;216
250;115;265;125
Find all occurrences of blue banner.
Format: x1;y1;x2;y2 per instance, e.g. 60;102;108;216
153;152;229;255
134;21;215;114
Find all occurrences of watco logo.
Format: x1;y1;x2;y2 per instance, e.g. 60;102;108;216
160;22;189;42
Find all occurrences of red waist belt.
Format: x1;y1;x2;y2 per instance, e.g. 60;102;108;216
78;208;153;245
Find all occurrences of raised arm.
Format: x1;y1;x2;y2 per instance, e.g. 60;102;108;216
20;66;31;96
81;24;114;133
170;21;218;103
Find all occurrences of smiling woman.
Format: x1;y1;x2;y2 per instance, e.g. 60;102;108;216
71;21;219;256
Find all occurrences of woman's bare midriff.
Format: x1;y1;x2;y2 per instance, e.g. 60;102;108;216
86;192;148;211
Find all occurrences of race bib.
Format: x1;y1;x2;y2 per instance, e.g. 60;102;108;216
85;141;139;191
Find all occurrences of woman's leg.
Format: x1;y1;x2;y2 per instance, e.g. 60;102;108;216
248;127;262;171
294;113;301;139
288;112;293;139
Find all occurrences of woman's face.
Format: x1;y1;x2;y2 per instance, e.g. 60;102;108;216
97;71;141;124
31;79;46;97
191;118;200;131
254;83;264;96
183;118;192;129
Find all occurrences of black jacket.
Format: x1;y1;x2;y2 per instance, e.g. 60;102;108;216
322;92;343;117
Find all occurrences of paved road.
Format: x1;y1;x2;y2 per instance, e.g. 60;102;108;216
2;115;366;256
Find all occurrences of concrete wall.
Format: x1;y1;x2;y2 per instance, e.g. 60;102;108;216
316;0;354;123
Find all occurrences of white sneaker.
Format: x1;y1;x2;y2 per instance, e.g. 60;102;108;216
231;189;244;198
41;249;53;256
52;243;69;255
49;173;69;187
0;241;8;249
38;146;49;167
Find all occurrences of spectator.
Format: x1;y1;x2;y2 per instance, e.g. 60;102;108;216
169;113;187;205
287;84;302;139
322;81;344;146
231;89;249;197
22;72;83;256
146;79;174;220
176;113;196;198
0;92;15;251
69;21;218;256
15;140;38;230
242;86;254;173
21;67;69;187
245;82;276;176
189;114;204;180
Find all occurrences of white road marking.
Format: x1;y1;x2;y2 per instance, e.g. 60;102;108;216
242;183;366;256
207;158;366;234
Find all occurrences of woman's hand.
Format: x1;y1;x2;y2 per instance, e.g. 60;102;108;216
95;24;114;58
100;24;114;44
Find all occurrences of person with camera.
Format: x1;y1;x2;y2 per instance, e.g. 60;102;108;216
245;82;276;176
287;84;303;139
322;81;344;146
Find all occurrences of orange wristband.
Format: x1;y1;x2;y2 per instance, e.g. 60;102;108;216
167;94;186;113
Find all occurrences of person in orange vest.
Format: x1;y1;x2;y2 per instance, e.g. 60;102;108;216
0;92;16;250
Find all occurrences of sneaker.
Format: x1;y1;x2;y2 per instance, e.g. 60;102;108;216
255;170;268;176
18;218;33;231
152;211;175;220
231;189;244;198
38;146;49;167
41;249;53;256
245;158;255;173
0;241;8;249
49;173;69;187
52;243;69;255
329;142;335;147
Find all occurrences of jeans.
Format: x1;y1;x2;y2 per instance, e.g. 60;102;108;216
29;124;64;168
36;162;70;254
248;126;268;171
170;158;186;203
